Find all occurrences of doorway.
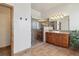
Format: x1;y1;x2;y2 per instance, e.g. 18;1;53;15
31;18;43;47
0;4;13;56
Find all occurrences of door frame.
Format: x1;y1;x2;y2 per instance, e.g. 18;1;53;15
0;3;14;56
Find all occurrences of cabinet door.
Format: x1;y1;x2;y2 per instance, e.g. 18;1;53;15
46;33;53;43
62;34;69;48
54;33;58;45
51;33;55;44
57;34;62;46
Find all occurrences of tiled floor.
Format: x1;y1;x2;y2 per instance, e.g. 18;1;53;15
0;46;11;56
23;43;79;56
31;39;42;47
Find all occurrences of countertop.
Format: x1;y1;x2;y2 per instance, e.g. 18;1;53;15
46;31;70;34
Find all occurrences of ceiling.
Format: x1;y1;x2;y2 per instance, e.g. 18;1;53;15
31;3;63;13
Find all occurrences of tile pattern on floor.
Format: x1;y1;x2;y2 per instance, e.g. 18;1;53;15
23;43;79;56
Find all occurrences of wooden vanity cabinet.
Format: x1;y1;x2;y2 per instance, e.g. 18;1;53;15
46;32;69;48
46;33;53;44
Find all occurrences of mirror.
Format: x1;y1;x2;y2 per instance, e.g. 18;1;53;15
49;16;70;31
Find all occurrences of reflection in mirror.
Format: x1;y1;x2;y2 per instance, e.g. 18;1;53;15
49;16;70;31
59;22;61;30
49;21;57;30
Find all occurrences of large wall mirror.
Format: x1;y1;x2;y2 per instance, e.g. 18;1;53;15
49;16;70;31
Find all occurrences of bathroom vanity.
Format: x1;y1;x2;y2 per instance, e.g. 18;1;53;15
45;31;70;48
43;16;70;48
